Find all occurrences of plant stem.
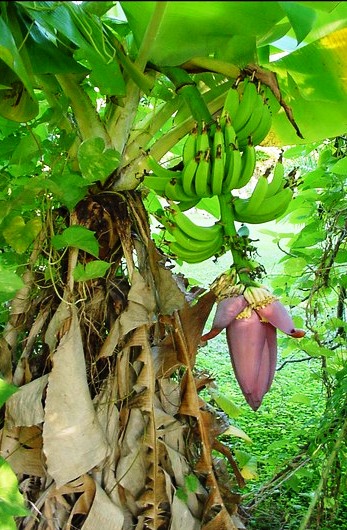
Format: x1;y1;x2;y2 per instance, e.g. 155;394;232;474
218;193;255;286
107;2;168;151
55;74;111;145
298;417;347;530
162;66;213;124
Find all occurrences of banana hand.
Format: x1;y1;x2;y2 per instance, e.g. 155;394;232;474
251;95;273;147
165;178;198;202
167;231;225;263
245;176;269;213
233;186;293;223
147;154;180;180
237;91;265;149
196;121;211;153
166;202;224;242
142;175;171;196
222;145;242;193
221;85;240;123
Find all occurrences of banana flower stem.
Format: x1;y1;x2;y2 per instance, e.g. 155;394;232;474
218;193;256;286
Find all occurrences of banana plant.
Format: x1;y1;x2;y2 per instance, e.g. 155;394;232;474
0;2;346;529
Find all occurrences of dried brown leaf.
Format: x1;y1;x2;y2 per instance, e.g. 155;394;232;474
6;375;48;428
152;334;181;378
44;300;71;353
157;379;181;417
178;290;216;365
156;266;186;316
170;496;201;530
43;307;108;487
81;481;124;530
0;337;12;380
1;425;45;477
202;506;239;530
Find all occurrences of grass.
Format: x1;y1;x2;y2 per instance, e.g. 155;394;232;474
172;213;336;529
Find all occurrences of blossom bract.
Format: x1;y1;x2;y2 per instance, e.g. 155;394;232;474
201;292;306;411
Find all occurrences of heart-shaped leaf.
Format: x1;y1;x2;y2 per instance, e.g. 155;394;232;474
3;216;42;254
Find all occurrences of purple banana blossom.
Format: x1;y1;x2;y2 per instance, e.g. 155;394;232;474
201;294;306;411
255;300;306;338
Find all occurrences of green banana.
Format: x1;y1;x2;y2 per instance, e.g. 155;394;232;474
167;232;225;263
182;153;201;197
233;187;293;224
236;92;265;149
222;145;243;193
167;203;223;242
165;178;196;202
196;121;210;153
253;187;293;220
223;113;238;148
143;175;171;195
251;99;273;146
182;123;198;165
177;198;201;211
223;113;238;175
245;176;269;213
236;144;257;189
194;149;212;198
232;79;258;133
211;144;225;196
147;154;180;180
163;221;220;253
221;85;240;122
212;117;225;160
265;161;285;197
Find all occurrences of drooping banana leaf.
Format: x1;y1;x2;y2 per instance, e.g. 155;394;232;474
268;25;347;145
0;15;38;122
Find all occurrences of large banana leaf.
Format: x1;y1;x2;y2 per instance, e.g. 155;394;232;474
0;15;38;122
267;26;347;145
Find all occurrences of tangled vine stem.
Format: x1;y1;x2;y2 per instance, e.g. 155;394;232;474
298;417;347;530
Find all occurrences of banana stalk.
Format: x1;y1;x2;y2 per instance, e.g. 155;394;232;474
162;66;213;124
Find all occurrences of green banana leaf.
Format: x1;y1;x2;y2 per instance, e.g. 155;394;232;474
19;1;126;97
268;26;347;145
120;1;288;66
0;15;38;122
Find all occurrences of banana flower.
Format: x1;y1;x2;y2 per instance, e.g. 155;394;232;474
201;288;305;411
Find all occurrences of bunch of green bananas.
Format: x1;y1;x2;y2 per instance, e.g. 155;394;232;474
180;116;259;199
157;202;225;263
231;161;294;224
142;75;273;207
221;77;273;150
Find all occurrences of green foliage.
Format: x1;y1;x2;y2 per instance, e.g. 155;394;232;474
51;226;100;258
0;377;18;407
73;260;111;281
78;137;121;184
175;474;200;503
0;457;29;527
0;379;29;527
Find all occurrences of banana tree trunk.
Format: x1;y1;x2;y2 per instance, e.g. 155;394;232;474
1;189;245;530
